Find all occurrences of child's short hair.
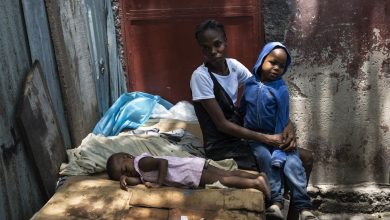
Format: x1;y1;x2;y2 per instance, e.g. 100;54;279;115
106;152;128;180
195;19;227;41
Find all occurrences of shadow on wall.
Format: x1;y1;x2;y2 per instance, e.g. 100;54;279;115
283;0;389;185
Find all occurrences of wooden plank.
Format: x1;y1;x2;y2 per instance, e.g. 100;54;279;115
21;0;71;149
16;62;67;197
44;0;100;146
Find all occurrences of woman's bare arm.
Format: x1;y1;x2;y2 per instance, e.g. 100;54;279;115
199;99;284;147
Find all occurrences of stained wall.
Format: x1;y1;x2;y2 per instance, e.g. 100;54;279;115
263;0;390;185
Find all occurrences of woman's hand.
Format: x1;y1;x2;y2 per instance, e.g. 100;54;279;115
280;120;297;151
264;134;284;147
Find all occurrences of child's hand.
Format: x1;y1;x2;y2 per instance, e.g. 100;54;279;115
144;182;161;188
119;175;142;190
119;175;128;190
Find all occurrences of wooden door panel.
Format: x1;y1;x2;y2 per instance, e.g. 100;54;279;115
121;0;263;103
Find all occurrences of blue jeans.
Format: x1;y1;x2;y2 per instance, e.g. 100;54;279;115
271;149;287;167
250;142;312;210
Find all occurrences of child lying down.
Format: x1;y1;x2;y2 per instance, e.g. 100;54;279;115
106;152;271;200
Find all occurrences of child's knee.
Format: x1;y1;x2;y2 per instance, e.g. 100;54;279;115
284;156;304;173
253;146;271;159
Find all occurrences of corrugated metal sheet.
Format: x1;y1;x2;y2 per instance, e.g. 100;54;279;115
45;0;126;146
0;0;47;219
22;0;72;149
0;0;126;218
84;0;126;115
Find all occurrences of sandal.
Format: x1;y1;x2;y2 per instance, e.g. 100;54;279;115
300;210;318;220
265;204;284;220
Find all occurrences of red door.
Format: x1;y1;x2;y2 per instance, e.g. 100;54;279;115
120;0;263;104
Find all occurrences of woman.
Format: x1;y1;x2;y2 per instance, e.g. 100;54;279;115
190;19;298;170
190;19;313;220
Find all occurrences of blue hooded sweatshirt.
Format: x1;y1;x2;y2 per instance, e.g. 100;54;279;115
241;42;291;136
241;42;292;166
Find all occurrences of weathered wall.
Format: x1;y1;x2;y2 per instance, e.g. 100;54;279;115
22;0;72;149
263;0;390;185
0;1;47;219
45;0;126;147
0;0;126;219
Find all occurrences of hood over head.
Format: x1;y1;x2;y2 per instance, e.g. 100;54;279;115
252;42;292;80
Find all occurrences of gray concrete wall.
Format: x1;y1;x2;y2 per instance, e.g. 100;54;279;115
263;0;390;185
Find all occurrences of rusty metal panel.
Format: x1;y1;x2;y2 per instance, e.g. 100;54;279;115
120;0;263;103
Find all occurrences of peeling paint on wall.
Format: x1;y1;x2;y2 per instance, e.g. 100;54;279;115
264;0;390;185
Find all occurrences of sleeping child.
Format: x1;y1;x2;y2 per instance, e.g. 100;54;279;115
106;152;271;200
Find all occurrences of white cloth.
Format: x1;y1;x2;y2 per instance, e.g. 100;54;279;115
190;58;252;104
151;101;197;121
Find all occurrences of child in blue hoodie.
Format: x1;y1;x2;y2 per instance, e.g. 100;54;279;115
241;42;317;220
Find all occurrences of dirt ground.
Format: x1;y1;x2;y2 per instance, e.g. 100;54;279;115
282;198;390;220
